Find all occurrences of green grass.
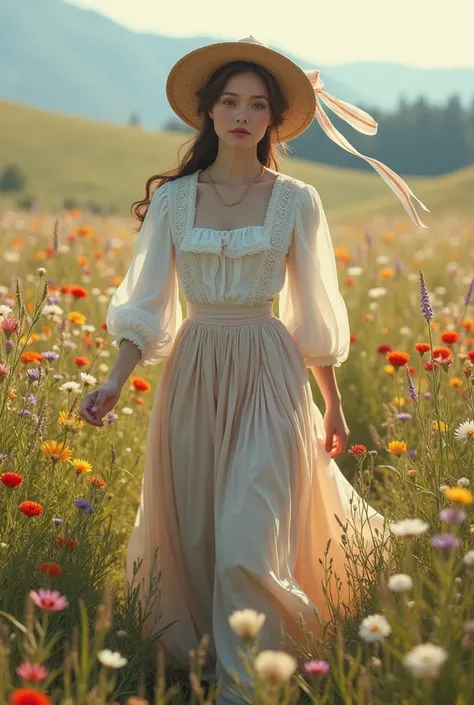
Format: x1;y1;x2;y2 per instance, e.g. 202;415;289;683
1;99;472;224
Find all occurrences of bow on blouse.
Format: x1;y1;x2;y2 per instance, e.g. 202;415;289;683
304;69;430;229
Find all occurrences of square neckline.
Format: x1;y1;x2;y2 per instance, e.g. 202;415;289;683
190;168;282;234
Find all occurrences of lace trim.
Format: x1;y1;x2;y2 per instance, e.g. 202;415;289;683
116;330;146;358
245;177;299;305
179;227;271;258
304;356;340;367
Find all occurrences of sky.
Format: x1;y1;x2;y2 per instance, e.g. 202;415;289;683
68;0;474;68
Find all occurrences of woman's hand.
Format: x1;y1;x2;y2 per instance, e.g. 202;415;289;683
80;381;122;427
323;404;350;459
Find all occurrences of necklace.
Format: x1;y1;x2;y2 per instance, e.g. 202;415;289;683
207;164;265;207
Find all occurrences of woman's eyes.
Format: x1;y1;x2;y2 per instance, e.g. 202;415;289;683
223;99;266;109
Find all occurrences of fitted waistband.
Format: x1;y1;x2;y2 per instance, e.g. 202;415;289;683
186;301;275;325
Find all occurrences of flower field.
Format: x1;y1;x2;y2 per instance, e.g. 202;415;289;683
0;205;473;705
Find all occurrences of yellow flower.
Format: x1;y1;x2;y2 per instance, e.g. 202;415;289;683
392;397;406;406
443;487;473;505
449;377;462;388
58;410;84;432
40;440;72;463
71;458;93;474
384;365;395;375
382;232;395;243
388;441;407;456
432;420;448;433
380;267;395;279
68;311;87;326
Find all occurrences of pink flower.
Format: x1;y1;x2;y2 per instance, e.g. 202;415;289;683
0;364;9;378
29;589;69;612
16;662;49;683
303;659;330;676
1;317;19;337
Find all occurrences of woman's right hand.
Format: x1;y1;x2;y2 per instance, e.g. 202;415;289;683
80;380;122;427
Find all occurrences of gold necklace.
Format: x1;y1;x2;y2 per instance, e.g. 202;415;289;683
207;164;265;207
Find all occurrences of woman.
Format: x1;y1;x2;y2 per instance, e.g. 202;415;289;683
80;37;428;703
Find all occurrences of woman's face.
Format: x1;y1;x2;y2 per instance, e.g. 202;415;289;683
209;72;272;148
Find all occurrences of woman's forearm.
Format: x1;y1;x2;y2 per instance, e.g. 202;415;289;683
107;339;142;389
309;364;342;409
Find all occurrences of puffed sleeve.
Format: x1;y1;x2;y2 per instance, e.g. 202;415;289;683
106;183;183;366
279;183;350;367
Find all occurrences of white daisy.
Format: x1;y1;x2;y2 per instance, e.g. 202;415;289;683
368;287;388;299
403;643;447;680
59;381;81;394
389;519;429;538
80;373;97;386
229;609;266;638
42;304;64;319
358;614;391;642
387;574;413;593
121;407;133;415
463;550;474;568
0;304;13;318
254;650;297;683
454;421;474;443
457;477;470;487
97;649;128;669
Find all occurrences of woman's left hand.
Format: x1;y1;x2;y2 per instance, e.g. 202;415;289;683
323;404;350;458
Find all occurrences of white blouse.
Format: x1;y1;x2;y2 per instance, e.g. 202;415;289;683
106;170;350;368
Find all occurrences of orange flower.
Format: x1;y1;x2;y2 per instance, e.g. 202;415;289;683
19;501;43;517
415;342;431;354
89;476;107;489
131;377;151;392
76;256;88;267
57;538;78;550
41;325;52;336
77;226;92;237
10;689;51;705
74;356;90;368
449;377;463;387
40;440;72;463
60;285;71;295
441;331;460;345
70;286;88;299
433;347;452;361
40;562;62;578
462;320;474;331
380;267;395;279
20;351;43;365
386;351;410;368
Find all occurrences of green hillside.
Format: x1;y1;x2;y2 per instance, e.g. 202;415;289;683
0;100;472;226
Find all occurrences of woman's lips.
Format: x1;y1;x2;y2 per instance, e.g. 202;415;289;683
231;130;250;136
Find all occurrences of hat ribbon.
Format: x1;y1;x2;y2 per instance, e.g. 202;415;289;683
304;70;430;229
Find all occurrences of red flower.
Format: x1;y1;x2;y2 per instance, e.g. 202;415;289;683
101;322;108;331
59;285;71;295
414;342;431;354
19;501;43;517
70;286;88;299
350;334;358;343
433;347;452;361
1;472;23;488
57;538;78;550
408;366;417;376
348;444;368;455
40;562;62;578
386;351;410;367
467;350;474;364
74;356;89;368
424;360;437;372
441;331;460;345
130;377;151;392
377;344;392;355
10;688;51;705
89;476;107;489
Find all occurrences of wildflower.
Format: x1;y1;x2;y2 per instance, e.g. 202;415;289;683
403;643;448;680
430;534;461;551
80;372;96;385
59;381;81;394
387;574;413;592
116;629;128;638
388;441;407;456
443;487;473;505
41;351;60;362
415;342;431;354
228;609;266;638
348;444;367;455
386;351;410;368
71;458;93;474
29;589;69;612
89;476;107;488
0;304;13;317
98;650;128;669
42;304;64;318
19;501;43;517
52;517;64;526
0;363;9;379
26;368;41;382
16;662;48;683
377;343;392;355
20;351;43;365
74;356;89;368
432;347;452;361
10;689;51;705
74;498;93;514
389;519;429;538
457;477;470;487
121;407;133;415
463;550;474;568
419;271;434;322
70;286;88;299
40;562;62;578
432;420;447;433
40;440;72;463
1;317;19;337
1;472;23;488
58;410;84;432
105;411;119;424
441;331;459;344
358;614;391;642
68;311;86;325
254;650;297;683
57;538;78;550
397;412;412;421
439;508;467;525
130;376;152;392
454;420;474;443
304;660;330;676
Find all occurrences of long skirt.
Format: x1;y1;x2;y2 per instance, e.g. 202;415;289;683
126;301;385;704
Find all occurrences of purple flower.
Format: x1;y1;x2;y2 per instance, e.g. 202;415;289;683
364;230;373;248
407;448;417;457
395;259;403;275
106;412;119;424
464;276;474;307
439;508;467;525
52;517;64;526
430;534;461;551
419;270;434;322
26;394;37;406
304;659;330;676
74;498;93;514
4;340;14;351
63;341;76;351
41;351;60;362
17;409;32;417
47;294;61;305
397;412;413;422
53;373;64;381
27;368;41;382
405;368;419;402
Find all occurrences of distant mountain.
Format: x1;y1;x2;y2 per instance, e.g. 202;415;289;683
1;0;473;130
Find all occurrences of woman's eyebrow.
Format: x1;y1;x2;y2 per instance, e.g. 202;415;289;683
221;91;269;100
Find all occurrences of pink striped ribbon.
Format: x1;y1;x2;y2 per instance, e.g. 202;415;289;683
304;69;430;229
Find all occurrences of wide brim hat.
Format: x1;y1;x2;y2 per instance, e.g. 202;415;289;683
166;36;316;142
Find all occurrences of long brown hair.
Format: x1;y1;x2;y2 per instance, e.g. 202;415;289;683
131;60;290;225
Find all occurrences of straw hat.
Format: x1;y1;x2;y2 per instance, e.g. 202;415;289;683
165;36;430;229
166;36;316;142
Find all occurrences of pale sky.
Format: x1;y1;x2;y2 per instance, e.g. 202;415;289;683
68;0;474;68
